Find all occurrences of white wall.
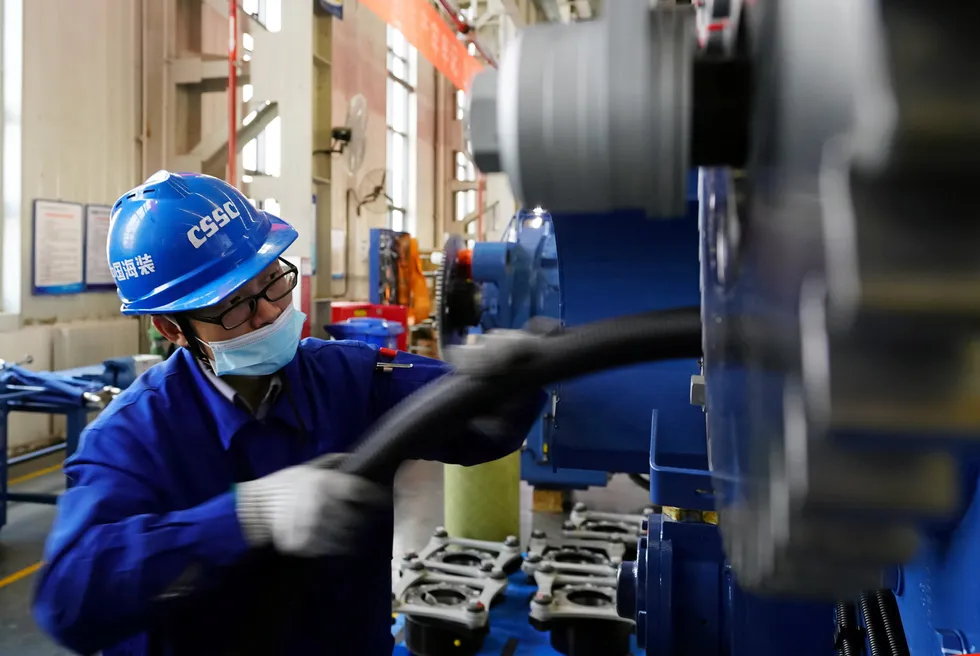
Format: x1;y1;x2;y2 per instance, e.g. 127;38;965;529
17;0;141;323
1;0;142;451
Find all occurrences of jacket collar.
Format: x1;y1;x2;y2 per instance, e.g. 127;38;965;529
180;347;312;449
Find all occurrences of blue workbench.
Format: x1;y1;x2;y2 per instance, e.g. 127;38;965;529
392;570;645;656
0;359;142;531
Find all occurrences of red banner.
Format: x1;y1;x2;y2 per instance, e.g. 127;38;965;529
358;0;485;90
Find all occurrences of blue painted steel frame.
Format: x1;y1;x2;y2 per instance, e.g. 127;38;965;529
368;228;411;306
0;360;137;532
0;398;88;530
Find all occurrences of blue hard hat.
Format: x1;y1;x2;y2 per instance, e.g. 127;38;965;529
107;171;298;315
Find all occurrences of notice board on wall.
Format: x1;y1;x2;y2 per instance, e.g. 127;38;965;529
84;204;114;291
32;199;85;296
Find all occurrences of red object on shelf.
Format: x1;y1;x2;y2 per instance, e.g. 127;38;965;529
330;302;409;351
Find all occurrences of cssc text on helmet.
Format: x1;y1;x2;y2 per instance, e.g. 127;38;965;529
187;201;242;249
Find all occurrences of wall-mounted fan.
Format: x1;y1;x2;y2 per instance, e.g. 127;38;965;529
314;93;369;175
355;168;391;215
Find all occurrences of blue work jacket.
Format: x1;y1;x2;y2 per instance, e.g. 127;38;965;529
32;339;544;656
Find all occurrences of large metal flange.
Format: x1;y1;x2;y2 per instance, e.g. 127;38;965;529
435;235;482;355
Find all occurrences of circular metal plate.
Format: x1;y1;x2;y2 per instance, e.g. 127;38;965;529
436;235;472;355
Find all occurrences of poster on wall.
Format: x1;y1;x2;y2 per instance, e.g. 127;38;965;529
84;204;115;291
32;199;85;296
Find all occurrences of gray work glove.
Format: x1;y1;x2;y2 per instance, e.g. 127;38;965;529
235;464;391;557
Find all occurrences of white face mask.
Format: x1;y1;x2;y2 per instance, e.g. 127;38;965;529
197;304;307;376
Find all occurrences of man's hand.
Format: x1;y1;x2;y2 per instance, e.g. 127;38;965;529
235;464;391;557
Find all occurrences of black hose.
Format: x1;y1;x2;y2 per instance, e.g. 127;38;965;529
232;306;703;653
834;601;863;656
329;306;703;479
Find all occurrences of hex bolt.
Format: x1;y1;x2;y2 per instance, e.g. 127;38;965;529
479;561;494;572
466;601;486;613
562;521;576;531
525;553;542;564
533;593;553;605
433;526;449;539
504;535;519;547
531;529;546;539
573;502;588;513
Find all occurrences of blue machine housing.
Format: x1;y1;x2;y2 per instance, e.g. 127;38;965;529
697;166;980;655
548;173;708;504
468;176;710;497
468;210;606;489
618;515;832;656
543;169;836;655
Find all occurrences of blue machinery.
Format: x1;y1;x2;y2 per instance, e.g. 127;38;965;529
0;357;143;532
437;199;707;497
462;0;980;654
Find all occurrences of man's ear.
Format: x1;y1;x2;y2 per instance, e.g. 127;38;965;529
152;315;189;348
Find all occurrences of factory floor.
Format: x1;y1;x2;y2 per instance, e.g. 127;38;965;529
0;458;651;655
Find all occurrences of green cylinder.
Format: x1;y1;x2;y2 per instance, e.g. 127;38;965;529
443;451;521;542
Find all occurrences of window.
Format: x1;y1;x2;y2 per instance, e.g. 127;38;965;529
386;26;417;234
456;89;466;121
261;198;281;217
2;0;23;315
242;115;281;178
454;149;477;248
242;0;281;33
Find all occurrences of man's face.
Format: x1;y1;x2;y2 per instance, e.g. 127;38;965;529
152;260;295;357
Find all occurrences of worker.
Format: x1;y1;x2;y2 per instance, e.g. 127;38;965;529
31;171;545;656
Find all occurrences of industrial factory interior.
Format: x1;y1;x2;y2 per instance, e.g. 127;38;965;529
0;0;973;654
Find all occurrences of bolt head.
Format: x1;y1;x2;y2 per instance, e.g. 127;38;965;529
504;535;519;547
466;600;486;613
489;568;507;580
402;552;417;561
531;529;546;539
562;521;575;531
433;526;449;539
479;561;494;572
525;553;542;564
533;593;553;605
407;560;425;571
539;563;555;574
573;502;587;513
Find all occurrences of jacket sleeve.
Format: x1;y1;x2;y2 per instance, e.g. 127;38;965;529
32;426;252;655
365;347;548;466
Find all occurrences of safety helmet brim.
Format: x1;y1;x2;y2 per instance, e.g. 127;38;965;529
120;215;298;316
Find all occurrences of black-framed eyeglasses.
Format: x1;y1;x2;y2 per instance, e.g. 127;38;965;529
193;260;299;330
